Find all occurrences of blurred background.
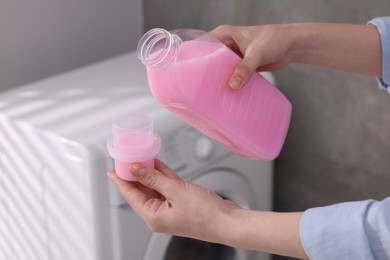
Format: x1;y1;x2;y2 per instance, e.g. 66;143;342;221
1;0;390;259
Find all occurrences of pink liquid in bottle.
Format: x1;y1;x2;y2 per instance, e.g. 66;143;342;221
138;29;291;160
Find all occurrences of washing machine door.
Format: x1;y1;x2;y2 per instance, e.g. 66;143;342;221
142;169;256;260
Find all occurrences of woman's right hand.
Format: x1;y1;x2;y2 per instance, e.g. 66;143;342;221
210;24;295;89
210;23;382;90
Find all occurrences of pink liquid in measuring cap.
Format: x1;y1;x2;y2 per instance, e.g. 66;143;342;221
107;114;161;181
146;40;291;160
114;132;154;151
113;132;155;181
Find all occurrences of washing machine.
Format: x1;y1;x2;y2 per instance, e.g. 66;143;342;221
0;51;273;260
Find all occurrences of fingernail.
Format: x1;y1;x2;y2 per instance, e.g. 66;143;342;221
129;164;145;177
230;76;243;89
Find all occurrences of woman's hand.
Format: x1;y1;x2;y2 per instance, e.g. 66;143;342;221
210;23;382;90
210;24;294;89
108;159;308;259
107;159;240;243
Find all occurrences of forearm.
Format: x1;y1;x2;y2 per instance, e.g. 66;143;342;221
218;208;308;259
288;23;382;77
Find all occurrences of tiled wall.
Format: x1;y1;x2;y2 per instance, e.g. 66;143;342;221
144;1;390;259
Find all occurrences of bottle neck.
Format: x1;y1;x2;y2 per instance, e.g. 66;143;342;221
137;28;181;69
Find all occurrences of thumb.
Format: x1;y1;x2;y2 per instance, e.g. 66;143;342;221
229;56;259;90
130;163;175;197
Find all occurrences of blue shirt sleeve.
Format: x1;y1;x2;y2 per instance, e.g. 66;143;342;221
368;17;390;92
300;197;390;259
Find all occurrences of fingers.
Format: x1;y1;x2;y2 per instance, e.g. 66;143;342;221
229;58;258;90
129;163;179;200
107;169;150;212
107;161;182;233
209;25;234;46
210;25;260;90
108;160;181;205
128;159;180;181
154;159;180;180
108;170;169;231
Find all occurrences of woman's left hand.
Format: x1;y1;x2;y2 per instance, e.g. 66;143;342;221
107;159;240;243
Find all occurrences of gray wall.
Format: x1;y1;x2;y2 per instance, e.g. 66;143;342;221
144;0;251;31
0;0;142;91
144;1;390;259
247;1;390;209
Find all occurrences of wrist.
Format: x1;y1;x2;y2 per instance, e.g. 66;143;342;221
217;207;309;258
283;23;382;76
209;205;241;246
286;23;312;64
217;207;254;248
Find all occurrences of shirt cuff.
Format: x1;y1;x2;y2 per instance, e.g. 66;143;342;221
300;200;376;259
368;17;390;92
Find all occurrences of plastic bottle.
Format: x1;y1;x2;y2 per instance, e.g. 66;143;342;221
137;28;291;160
